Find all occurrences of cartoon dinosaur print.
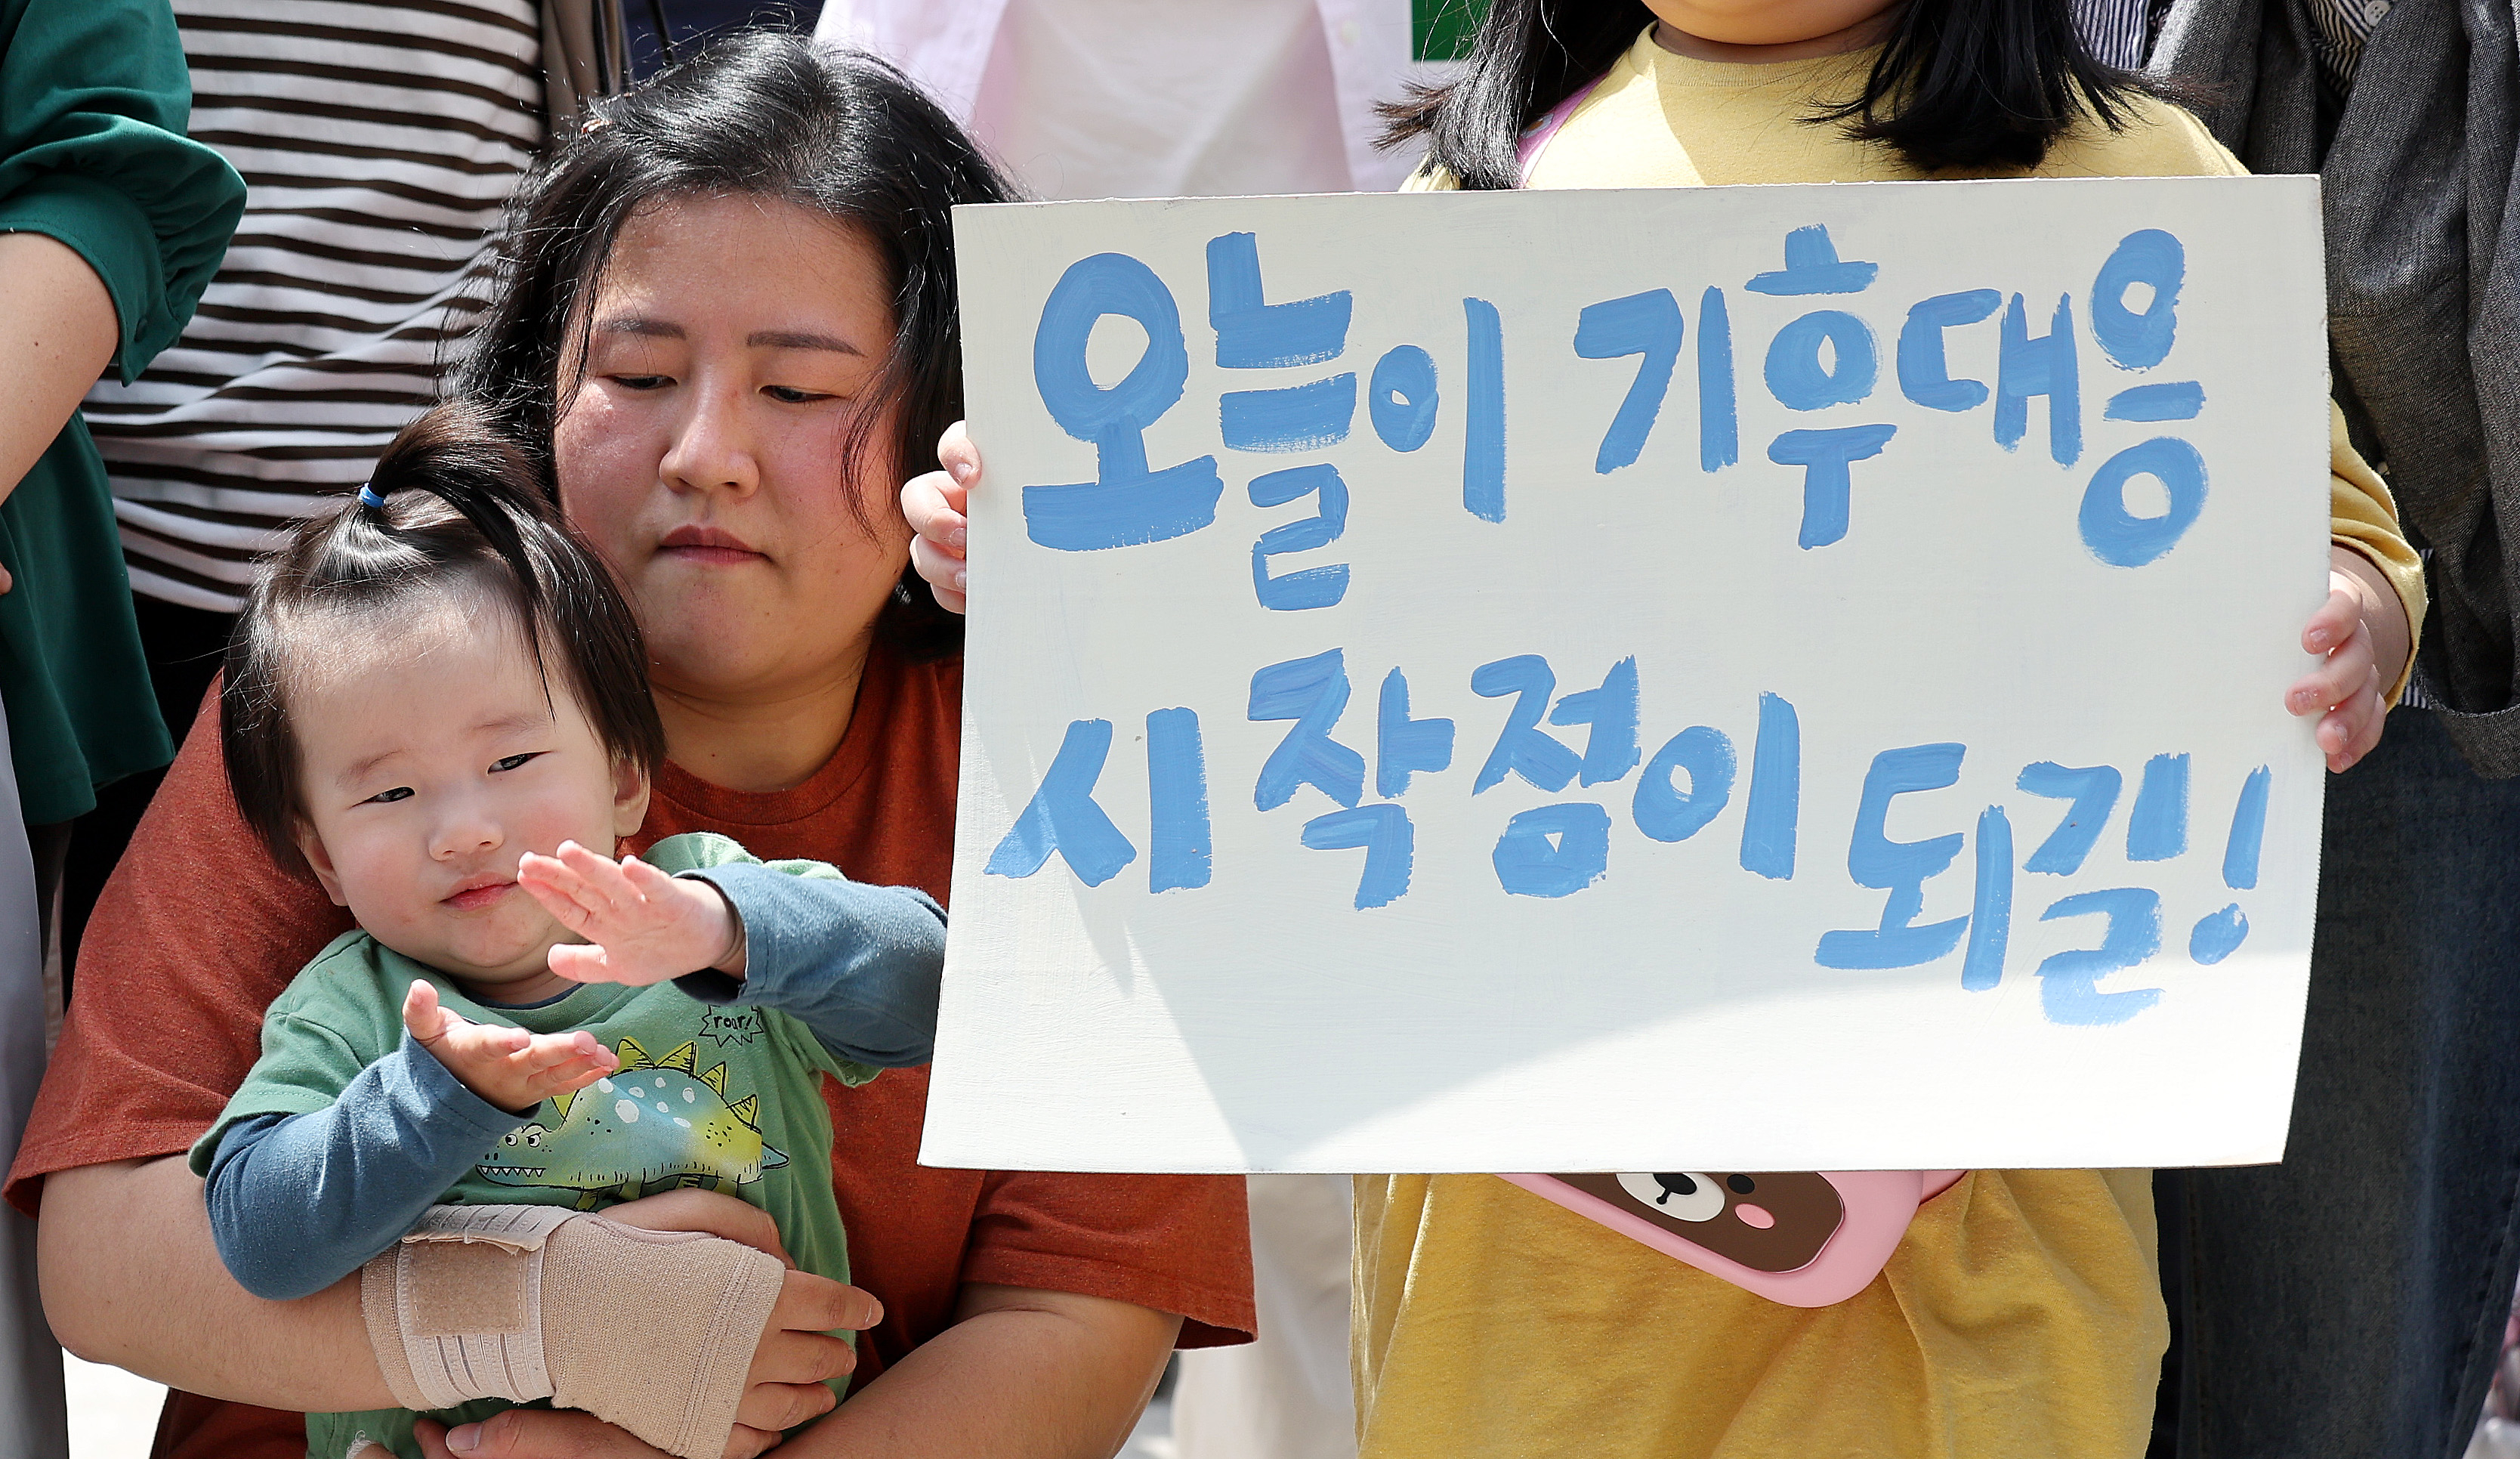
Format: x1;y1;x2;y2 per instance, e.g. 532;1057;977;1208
477;1036;788;1210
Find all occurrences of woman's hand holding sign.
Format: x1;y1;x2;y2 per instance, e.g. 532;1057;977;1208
2293;547;2411;774
903;419;977;614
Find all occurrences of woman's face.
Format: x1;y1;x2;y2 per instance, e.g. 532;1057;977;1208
554;192;907;708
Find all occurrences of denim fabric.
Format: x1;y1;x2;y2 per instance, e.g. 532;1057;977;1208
2154;709;2520;1458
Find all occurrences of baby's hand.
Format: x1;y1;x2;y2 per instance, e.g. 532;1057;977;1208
901;419;977;614
517;839;745;986
402;980;617;1114
2287;546;2413;773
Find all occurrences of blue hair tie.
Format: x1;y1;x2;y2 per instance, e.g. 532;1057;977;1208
357;484;387;510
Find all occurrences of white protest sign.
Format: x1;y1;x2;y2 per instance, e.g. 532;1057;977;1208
926;177;2332;1174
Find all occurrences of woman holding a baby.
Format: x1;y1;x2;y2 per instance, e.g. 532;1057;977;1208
5;34;1254;1459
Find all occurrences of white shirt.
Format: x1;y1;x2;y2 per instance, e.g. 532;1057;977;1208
814;0;1444;199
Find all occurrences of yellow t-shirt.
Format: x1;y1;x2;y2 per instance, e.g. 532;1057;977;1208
1357;1170;2162;1459
1358;31;2429;1459
1518;39;2242;187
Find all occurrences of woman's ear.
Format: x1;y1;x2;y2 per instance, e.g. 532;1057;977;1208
292;823;351;907
612;757;652;840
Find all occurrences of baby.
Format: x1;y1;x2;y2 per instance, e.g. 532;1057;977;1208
189;403;946;1459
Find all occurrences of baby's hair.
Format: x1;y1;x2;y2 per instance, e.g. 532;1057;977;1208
221;400;668;864
1383;0;2152;187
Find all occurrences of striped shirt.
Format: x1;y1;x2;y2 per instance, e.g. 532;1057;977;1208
2071;0;2154;68
2082;0;2391;90
82;0;545;613
2308;0;2392;93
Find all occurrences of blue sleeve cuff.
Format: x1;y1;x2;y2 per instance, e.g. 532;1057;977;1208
200;1036;530;1300
672;864;946;1068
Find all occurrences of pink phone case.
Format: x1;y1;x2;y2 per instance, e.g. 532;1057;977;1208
1499;1170;1965;1307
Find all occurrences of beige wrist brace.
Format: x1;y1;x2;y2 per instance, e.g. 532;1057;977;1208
360;1205;786;1459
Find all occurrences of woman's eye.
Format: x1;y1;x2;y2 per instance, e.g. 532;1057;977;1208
764;385;833;405
489;753;542;773
364;787;415;805
612;374;672;391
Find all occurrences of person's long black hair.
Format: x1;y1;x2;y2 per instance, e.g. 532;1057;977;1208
1383;0;2151;188
454;32;1016;660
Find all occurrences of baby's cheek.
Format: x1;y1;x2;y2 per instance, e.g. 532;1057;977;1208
517;788;628;866
335;840;434;936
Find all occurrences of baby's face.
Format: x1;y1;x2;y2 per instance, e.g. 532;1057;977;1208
289;592;647;997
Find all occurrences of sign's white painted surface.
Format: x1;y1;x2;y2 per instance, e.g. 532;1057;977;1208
927;177;2330;1173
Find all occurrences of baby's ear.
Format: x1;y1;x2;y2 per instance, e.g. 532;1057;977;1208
292;822;351;907
611;756;651;840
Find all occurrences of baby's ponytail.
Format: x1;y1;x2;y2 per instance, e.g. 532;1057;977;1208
221;401;666;864
347;405;562;680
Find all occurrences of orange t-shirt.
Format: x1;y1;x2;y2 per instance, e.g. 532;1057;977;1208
9;644;1254;1459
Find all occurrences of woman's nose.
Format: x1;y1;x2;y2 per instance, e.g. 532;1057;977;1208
661;383;761;499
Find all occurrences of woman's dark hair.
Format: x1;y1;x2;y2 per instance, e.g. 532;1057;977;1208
1382;0;2150;187
223;401;669;865
454;32;1014;661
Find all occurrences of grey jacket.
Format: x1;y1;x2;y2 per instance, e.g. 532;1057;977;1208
2153;0;2520;774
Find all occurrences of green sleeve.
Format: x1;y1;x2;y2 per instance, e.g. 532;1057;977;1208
187;1006;388;1176
0;0;245;379
645;829;850;884
642;830;758;874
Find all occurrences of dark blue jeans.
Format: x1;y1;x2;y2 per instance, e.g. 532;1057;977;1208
2155;708;2520;1458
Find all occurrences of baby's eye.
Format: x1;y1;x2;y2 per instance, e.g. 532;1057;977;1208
489;752;542;774
364;787;415;805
